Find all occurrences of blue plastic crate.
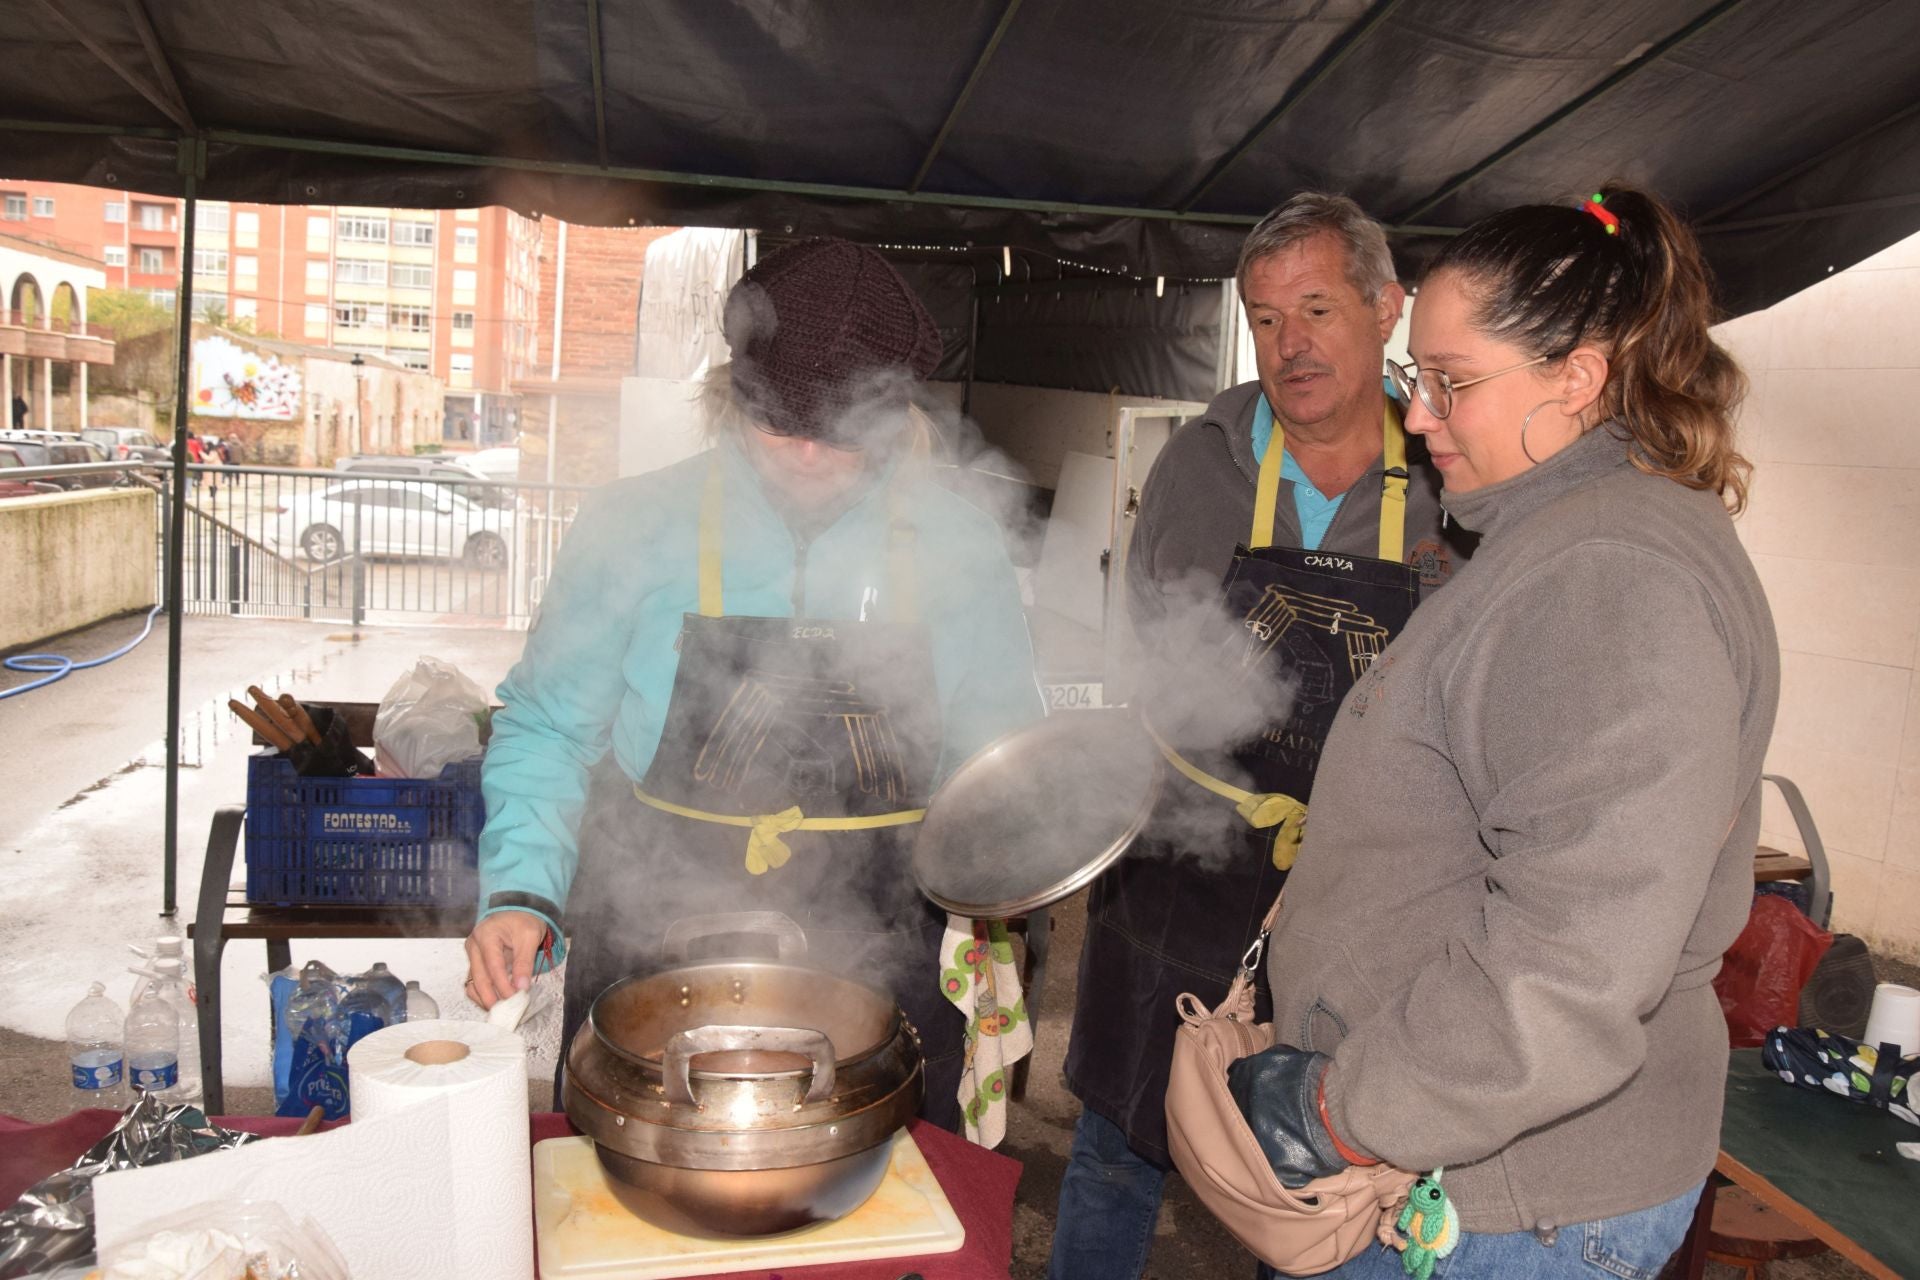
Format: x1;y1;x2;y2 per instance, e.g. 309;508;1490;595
244;753;485;906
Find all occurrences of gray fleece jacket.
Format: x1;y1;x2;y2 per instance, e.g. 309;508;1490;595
1265;423;1779;1233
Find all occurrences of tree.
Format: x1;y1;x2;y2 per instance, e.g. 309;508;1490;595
86;287;177;343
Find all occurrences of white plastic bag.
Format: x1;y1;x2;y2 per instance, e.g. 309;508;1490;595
372;658;489;778
98;1201;348;1280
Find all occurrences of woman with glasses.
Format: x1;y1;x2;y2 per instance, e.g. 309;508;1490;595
462;238;1041;1124
1222;186;1779;1277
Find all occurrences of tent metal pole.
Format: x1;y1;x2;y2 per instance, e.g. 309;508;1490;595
194;126;1266;227
586;0;610;167
163;157;199;917
29;0;195;135
1696;191;1920;234
1698;99;1920;225
1391;0;1752;225
908;0;1024;194
1176;0;1406;213
119;0;199;132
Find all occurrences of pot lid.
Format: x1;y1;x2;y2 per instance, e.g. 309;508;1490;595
912;709;1163;918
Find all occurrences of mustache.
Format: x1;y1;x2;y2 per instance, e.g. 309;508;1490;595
1276;358;1335;379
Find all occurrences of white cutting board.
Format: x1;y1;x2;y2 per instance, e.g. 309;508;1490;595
533;1129;965;1278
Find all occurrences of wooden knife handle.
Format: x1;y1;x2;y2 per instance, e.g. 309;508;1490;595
230;699;295;751
279;693;324;745
248;686;305;743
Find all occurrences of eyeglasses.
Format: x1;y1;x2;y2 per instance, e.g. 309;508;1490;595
1386;355;1549;420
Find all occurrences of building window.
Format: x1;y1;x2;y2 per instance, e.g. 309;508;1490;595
138;248;165;274
307;214;330;240
104;201;126;223
193;249;229;276
305;302;328;327
138;203;166;230
400;353;432;372
391;263;433;289
335;258;387;285
455;227;478;249
195;292;228;319
233;298;258;321
149;289;175;310
235;254;259;278
337;215;389;243
391;304;431;333
452;268;477;300
104;246;127;267
452;311;475;331
199;204;229;232
235;210;259;248
305;259;328;293
32;196;54;218
450;353;474;386
335;303;389;330
3;194;25;220
393;220;435;247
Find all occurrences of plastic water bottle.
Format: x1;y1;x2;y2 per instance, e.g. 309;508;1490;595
125;989;181;1099
339;978;391;1053
362;962;408;1023
151;958;202;1106
284;963;346;1117
403;979;440;1021
67;983;125;1110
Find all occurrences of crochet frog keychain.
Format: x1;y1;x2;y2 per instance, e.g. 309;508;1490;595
1392;1168;1460;1280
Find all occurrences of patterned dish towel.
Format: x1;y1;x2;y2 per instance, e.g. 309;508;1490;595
940;915;1033;1147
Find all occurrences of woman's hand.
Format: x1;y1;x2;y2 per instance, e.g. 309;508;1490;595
464;910;550;1009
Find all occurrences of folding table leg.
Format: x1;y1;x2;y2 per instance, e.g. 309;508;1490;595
192;807;245;1116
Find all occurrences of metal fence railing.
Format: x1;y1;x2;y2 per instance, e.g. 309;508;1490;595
7;460;595;627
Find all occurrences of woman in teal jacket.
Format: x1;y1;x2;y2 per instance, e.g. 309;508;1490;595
462;239;1040;1125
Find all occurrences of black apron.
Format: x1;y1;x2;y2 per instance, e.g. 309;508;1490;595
1065;403;1422;1164
560;460;966;1130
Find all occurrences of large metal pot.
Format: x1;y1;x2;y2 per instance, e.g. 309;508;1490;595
563;914;924;1236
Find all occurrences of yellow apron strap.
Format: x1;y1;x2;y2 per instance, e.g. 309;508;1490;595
1250;407;1285;551
697;459;724;618
1141;720;1309;870
1378;400;1408;565
886;482;919;624
633;785;927;876
1253;398;1411;564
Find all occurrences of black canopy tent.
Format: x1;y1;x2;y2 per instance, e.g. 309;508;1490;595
4;0;1919;910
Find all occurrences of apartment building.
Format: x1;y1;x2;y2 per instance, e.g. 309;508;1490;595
0;181;539;445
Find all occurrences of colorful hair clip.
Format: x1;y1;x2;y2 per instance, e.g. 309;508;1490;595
1582;192;1620;236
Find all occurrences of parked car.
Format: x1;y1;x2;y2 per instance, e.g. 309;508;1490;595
0;443;62;498
274;478;513;567
334;452;513;508
0;433;117;489
465;446;521;482
81;425;169;463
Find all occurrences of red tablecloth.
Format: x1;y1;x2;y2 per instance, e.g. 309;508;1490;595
0;1111;1022;1279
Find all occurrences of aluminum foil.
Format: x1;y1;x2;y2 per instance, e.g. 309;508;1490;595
0;1094;261;1279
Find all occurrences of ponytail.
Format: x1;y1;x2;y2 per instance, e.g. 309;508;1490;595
1427;184;1751;512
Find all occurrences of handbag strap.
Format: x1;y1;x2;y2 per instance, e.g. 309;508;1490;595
1220;887;1287;1014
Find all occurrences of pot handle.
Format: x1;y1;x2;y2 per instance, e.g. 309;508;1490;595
662;1024;838;1106
662;911;809;963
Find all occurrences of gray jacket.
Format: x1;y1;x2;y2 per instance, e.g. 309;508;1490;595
1266;424;1779;1233
1127;382;1472;640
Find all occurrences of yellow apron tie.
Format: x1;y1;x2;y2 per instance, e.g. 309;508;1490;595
1252;398;1409;563
1142;721;1309;870
698;459;725;618
633;787;928;875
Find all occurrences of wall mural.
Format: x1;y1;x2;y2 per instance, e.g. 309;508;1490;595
191;334;302;419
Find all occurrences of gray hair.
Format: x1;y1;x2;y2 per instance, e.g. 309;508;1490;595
1235;192;1398;304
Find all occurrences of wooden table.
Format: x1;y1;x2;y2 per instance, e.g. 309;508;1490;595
1677;1050;1918;1280
185;805;474;1113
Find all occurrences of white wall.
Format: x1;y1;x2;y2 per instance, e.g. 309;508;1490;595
964;381;1185;489
1719;230;1920;959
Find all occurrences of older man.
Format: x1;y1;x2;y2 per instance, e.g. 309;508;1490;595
1049;194;1474;1280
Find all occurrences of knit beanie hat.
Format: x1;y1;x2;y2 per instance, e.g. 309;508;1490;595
724;238;942;445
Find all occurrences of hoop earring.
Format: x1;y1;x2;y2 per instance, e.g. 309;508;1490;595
1521;399;1567;464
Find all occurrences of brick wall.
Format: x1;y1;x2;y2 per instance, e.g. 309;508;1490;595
535;223;675;378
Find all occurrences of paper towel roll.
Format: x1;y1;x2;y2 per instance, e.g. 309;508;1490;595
348;1018;532;1280
1864;983;1920;1056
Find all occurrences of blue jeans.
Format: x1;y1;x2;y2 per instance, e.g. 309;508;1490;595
1048;1107;1168;1280
1256;1184;1704;1280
